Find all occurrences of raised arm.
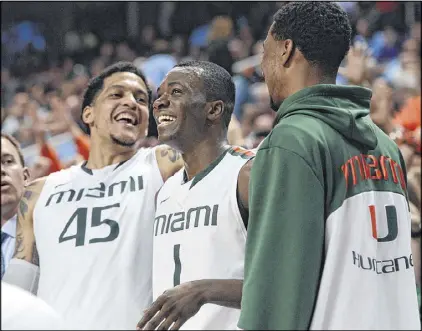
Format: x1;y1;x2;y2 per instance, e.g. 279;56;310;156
29;101;63;174
3;177;46;294
15;177;46;263
155;145;184;182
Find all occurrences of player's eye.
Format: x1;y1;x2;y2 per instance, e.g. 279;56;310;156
171;89;182;95
110;93;121;98
2;158;14;165
136;96;146;103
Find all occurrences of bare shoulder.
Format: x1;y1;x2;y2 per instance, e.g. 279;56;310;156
238;158;254;185
237;158;254;209
155;145;184;182
26;176;47;193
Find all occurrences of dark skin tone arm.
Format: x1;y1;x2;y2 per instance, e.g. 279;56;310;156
15;177;46;266
137;158;253;330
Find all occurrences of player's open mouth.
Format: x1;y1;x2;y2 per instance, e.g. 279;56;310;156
1;182;11;190
157;115;177;126
114;112;139;126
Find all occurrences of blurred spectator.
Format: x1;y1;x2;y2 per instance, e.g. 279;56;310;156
354;18;372;44
394;95;421;132
244;112;275;149
1;68;19;108
90;58;107;77
370;25;401;63
98;41;115;66
2;92;35;147
410;21;421;43
383;38;421;91
227;115;245;147
141;39;177;90
115;41;137;62
207;16;235;75
1;133;30;278
137;25;156;57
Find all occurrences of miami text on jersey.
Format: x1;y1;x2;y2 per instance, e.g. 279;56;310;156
45;176;144;206
341;154;406;189
154;204;219;236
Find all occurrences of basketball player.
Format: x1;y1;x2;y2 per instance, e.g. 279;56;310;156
3;62;183;329
2;281;64;330
239;2;420;330
137;61;254;330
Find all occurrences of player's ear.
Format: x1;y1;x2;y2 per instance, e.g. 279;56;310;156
207;101;224;122
279;38;295;67
82;105;94;128
23;167;30;184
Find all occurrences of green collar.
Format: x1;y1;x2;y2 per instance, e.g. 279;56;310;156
183;148;230;189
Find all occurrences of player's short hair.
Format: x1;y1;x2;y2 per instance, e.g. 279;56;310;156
1;133;25;167
271;2;352;77
174;60;235;130
81;61;152;135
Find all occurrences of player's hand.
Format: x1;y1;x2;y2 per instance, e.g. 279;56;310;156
137;281;206;330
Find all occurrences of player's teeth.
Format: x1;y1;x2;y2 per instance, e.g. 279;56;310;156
117;114;136;124
159;115;176;123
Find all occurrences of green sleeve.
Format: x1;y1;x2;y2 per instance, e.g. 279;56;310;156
239;146;325;330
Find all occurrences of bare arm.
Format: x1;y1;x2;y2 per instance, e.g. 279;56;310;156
155;145;184;182
237;158;254;210
15;177;46;266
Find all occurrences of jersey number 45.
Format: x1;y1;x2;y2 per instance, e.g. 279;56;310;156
58;203;120;247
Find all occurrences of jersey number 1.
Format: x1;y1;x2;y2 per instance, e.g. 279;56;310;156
173;244;181;286
59;203;120;247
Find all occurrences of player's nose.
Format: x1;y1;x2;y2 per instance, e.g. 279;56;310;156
122;93;138;110
1;164;6;176
153;95;170;114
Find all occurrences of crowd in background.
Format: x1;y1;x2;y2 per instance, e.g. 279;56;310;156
1;1;421;305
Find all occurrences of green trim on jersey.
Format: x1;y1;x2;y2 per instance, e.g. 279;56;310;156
188;147;254;189
189;147;255;188
189;149;229;189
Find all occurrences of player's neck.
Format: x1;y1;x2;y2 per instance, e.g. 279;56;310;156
85;139;137;169
182;139;228;181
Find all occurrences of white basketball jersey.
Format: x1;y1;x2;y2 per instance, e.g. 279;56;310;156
33;147;163;330
153;147;254;330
